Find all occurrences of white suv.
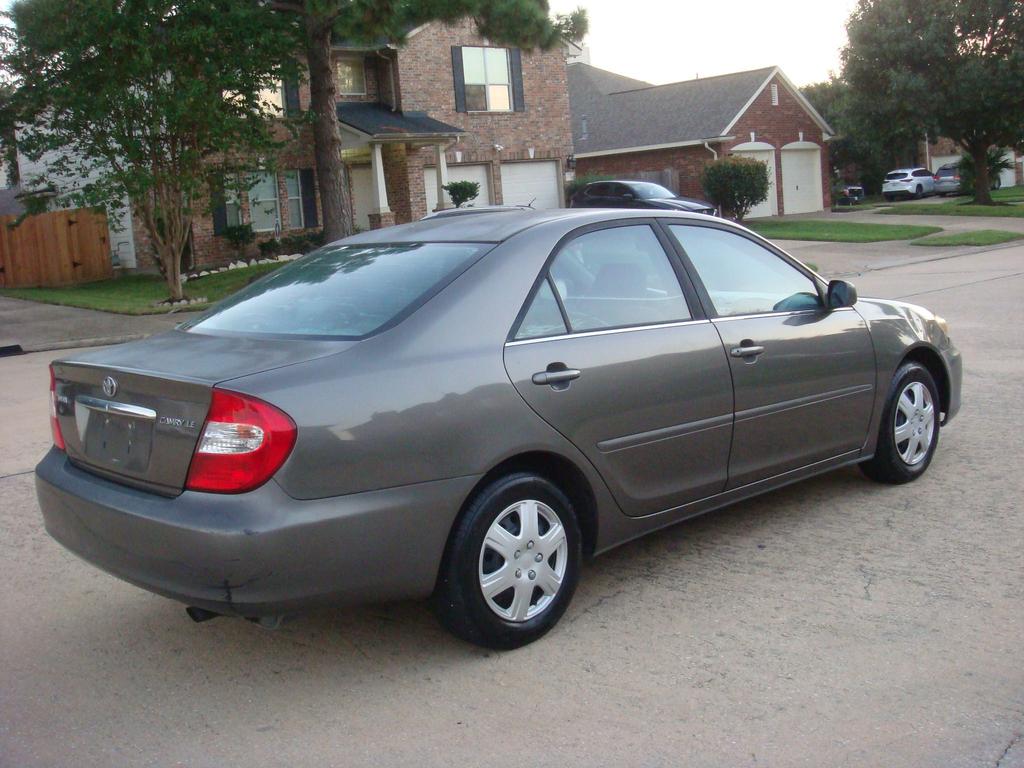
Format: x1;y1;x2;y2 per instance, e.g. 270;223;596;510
883;168;936;201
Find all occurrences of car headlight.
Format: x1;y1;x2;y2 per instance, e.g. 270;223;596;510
934;315;950;335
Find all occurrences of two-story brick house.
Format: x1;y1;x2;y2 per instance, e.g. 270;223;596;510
157;19;573;269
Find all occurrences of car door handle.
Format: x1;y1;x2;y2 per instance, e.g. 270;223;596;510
730;345;765;358
532;368;581;386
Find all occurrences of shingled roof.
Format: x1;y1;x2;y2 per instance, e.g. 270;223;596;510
568;63;830;156
337;102;464;139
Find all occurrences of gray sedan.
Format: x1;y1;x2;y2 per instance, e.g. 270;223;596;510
36;209;961;648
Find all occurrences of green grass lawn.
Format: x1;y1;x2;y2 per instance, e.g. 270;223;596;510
909;229;1024;247
880;187;1024;217
0;262;285;314
746;220;942;243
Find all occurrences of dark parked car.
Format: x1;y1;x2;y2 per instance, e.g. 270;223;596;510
571;180;717;215
37;209;961;648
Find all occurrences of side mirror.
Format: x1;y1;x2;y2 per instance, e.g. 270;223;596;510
827;279;858;309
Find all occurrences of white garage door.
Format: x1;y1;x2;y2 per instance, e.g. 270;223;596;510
424;164;491;213
731;149;777;218
998;150;1016;189
500;161;561;209
350;165;373;231
781;147;824;215
931;154;960;172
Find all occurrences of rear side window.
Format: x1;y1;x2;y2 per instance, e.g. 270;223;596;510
523;224;690;334
185;242;488;339
515;279;567;340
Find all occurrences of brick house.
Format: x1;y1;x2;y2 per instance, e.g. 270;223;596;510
136;18;573;270
568;64;835;217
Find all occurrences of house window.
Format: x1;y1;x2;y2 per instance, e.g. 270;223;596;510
284;170;303;229
337;58;366;96
248;171;280;233
258;82;284;113
770;83;779;106
225;185;242;228
461;47;511;112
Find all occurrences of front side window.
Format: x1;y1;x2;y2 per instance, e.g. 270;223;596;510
461;47;511;112
544;225;690;333
284;170;303;229
187;242;489;339
337;58;366;95
668;225;821;317
248;172;280;233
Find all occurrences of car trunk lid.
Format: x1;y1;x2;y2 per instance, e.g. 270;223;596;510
52;330;349;495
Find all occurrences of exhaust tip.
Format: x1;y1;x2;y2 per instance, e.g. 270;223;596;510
186;606;222;623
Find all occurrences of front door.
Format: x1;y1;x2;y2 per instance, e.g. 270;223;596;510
504;221;734;517
665;222;876;488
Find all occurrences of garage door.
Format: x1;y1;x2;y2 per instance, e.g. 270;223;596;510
731;146;777;218
998;150;1016;189
781;144;824;215
350;165;373;231
424;164;491;213
931;154;959;173
500;161;562;209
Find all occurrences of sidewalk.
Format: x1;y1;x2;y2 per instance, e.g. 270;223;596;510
0;296;185;353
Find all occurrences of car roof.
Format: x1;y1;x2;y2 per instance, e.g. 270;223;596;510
336;208;727;245
888;167;925;172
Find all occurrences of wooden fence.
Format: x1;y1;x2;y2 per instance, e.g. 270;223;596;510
0;208;113;288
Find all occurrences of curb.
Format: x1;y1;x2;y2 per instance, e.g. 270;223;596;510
20;334;149;354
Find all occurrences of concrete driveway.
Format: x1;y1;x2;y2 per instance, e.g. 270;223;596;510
1;246;1022;768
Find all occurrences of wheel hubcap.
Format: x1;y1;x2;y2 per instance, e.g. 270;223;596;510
478;500;568;622
894;381;936;466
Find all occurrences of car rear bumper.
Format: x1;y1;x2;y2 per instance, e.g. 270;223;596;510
934;181;960;194
35;449;477;616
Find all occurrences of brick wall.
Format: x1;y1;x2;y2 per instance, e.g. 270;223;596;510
575;75;832;215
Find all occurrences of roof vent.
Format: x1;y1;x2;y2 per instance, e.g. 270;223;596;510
580;115;589;141
770;83;779;106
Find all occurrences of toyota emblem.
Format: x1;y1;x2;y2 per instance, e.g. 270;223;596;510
102;376;118;398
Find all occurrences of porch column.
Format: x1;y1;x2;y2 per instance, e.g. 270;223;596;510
434;143;450;211
370;142;390;214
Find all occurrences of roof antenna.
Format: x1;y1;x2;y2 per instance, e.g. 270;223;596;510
526;197;536;208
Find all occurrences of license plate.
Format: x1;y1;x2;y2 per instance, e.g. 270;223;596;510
78;408;154;472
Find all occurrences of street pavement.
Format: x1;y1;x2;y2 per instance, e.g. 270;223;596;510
1;244;1022;768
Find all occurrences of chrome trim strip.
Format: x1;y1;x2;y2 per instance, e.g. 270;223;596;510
505;318;711;347
597;412;733;453
711;307;854;323
76;395;157;421
734;383;874;423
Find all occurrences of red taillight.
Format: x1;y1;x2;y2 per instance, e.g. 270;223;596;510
185;389;296;494
49;365;66;451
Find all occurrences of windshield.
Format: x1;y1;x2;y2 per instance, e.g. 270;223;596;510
184;242;489;339
631;182;677;199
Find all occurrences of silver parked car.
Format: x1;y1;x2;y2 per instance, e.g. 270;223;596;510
933;162;962;196
883;167;936;200
37;209;961;648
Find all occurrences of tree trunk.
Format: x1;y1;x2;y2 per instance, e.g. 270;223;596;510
970;144;993;205
305;12;351;242
135;192;187;301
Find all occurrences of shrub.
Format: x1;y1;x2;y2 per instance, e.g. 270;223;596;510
222;223;255;262
958;148;1014;196
443;180;481;208
700;156;770;221
258;238;281;258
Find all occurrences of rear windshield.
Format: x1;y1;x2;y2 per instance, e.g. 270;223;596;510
937;166;958;176
885;171;909;180
184;242;489;339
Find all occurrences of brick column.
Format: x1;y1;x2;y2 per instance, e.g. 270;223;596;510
368;211;396;229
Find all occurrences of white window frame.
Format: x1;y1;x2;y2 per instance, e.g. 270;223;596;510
461;46;512;113
248;171;281;233
337;58;366;96
284;170;304;230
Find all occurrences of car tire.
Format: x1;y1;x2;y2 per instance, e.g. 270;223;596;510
433;472;582;649
915;185;923;199
884;194;894;202
860;362;941;485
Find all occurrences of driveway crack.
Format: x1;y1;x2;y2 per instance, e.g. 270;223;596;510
996;732;1022;768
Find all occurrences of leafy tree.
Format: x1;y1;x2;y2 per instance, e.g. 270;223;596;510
223;223;256;264
2;0;300;300
272;0;587;242
958;147;1014;194
843;0;1024;205
442;179;480;208
701;157;769;221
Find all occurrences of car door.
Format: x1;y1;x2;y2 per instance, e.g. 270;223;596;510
665;222;876;489
503;221;734;517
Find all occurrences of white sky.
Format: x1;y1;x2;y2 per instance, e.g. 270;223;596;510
549;0;859;87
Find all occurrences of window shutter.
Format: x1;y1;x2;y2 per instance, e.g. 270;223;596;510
299;168;318;228
284;80;301;115
452;46;467;113
211;180;228;236
510;48;525;112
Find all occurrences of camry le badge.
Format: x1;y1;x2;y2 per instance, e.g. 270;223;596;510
102;376;118;398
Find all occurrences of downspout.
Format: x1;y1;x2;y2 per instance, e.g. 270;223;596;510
704;142;720;216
